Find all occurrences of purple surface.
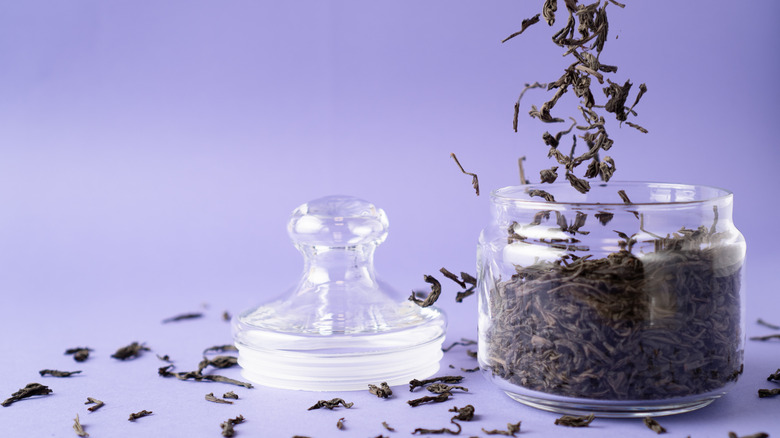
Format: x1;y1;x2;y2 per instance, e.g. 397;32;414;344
1;1;778;436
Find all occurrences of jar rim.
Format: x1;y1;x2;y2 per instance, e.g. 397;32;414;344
491;181;733;207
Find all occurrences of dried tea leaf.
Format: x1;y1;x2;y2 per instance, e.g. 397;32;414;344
540;166;559;183
460;367;480;372
449;405;475;422
643;417;667;434
412;421;461;435
450;153;479;196
1;383;53;407
757;319;780;330
197;356;238;374
767;368;780;382
39;369;82;377
382;421;396;432
111;342;149;360
409;275;442;308
758;388;780;398
728;433;769;438
554;413;595;427
750;334;780;341
162;312;203;323
409;376;464;391
221;415;245;437
407;393;451;407
308;398;354;410
128;410;153;421
529;189;555;202
85;397;104;412
502;14;541;43
158;365;253;388
73;414;89;437
482;421;522;436
336;417;345;430
442;338;477;352
65;347;92;362
205;392;233;404
368;382;393;399
565;172;590;194
426;383;468;394
618;189;632;204
223;391;239;399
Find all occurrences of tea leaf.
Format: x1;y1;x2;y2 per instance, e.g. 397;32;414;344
450;153;479;196
1;383;52;407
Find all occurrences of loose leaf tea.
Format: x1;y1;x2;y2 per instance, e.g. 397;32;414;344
111;342;149;360
729;433;770;438
223;391;239;399
757;388;780;398
407;393;452;407
483;217;744;400
65;347;92;362
767;369;780;382
409;275;442;307
206;392;233;404
412;421;461;435
750;334;780;342
757;318;780;330
460;367;480;372
481;421;522;436
128;410;153;421
39;369;81;377
221;415;245;437
157;354;173;363
307;398;354;410
504;1;647;192
85;397;104;412
159;365;253;388
1;383;52;407
337;417;345;430
426;383;468;394
368;382;393;398
73;414;88;437
449;405;475;422
197;356;239;373
162;312;203;323
643;417;667;434
409;376;464;392
554;413;595;427
382;421;395;432
450;153;479;196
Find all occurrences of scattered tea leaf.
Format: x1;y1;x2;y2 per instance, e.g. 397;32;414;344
65;347;92;362
412;421;461;435
529;189;555;202
409;275;442;307
728;433;770;438
618;189;632;204
198;356;239;374
158;365;253;388
206;392;233;404
450;153;479;196
221;415;245;437
1;383;52;407
223;391;239;400
39;369;81;377
157;354;173;363
758;388;780;398
750;334;780;342
426;383;468;394
502;14;541;43
111;342;149;360
369;382;393;399
337;417;345;430
758;318;780;330
460;367;480;373
162;312;203;323
85;397;104;412
73;413;88;437
308;398;354;410
554;413;595;427
222;311;231;321
128;410;153;421
382;421;395;432
407;393;452;407
482;421;522;436
409;376;464;391
643;417;667;434
449;404;475;421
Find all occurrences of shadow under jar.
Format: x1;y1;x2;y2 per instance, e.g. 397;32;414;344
477;182;746;417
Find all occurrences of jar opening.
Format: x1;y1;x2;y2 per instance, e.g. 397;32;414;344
492;182;733;207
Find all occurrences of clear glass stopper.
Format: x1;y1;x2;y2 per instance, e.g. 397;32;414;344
233;195;447;391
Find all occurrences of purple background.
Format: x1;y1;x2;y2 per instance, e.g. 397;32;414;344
1;1;778;436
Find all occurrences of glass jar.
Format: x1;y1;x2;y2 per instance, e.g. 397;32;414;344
477;183;746;417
